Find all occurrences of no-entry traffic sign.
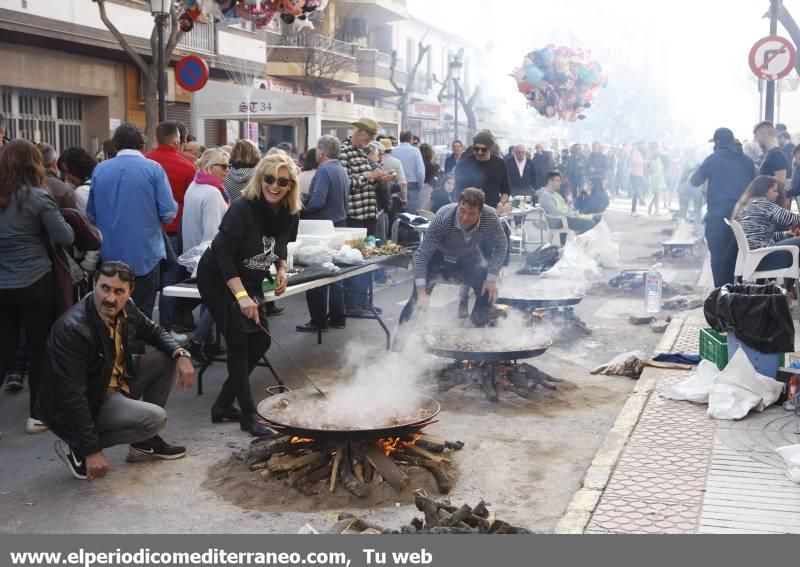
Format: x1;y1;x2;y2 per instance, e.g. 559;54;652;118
175;55;209;92
749;35;797;81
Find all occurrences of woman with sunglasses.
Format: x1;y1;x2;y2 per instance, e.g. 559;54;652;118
196;153;300;437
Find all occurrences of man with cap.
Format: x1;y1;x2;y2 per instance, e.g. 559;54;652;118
379;138;408;214
339;118;393;317
392;130;426;213
691;127;755;287
454;130;510;208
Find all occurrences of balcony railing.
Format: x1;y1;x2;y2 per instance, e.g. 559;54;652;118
266;32;357;58
177;20;216;54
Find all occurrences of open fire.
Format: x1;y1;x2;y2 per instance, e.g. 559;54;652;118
439;360;563;402
240;432;464;497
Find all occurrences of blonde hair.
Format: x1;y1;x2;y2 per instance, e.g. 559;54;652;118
266;147;287;157
230;139;260;168
196;148;229;173
241;153;302;215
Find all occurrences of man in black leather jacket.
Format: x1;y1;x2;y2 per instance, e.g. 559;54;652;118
37;261;195;481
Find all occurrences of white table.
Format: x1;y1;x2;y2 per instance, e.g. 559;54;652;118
163;261;396;394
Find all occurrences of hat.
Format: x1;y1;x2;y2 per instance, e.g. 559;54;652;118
709;127;734;144
473;130;495;147
379;138;393;151
351;118;380;135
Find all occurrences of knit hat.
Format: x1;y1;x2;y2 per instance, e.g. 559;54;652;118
473;130;495;147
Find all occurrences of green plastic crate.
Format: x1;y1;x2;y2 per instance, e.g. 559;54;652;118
700;328;727;370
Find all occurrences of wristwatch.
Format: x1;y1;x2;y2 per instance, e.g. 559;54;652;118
173;348;192;360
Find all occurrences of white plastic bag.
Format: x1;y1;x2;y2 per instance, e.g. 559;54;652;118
295;245;334;266
543;239;601;281
177;240;211;277
663;360;720;404
575;220;620;268
707;349;783;420
776;445;800;483
333;244;364;265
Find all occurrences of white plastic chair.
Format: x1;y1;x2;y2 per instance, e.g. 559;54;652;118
726;218;799;282
544;213;577;247
416;209;435;221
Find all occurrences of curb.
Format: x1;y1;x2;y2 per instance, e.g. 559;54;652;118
553;315;687;534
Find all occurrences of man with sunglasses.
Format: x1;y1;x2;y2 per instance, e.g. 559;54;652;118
37;261;196;481
454;131;510;209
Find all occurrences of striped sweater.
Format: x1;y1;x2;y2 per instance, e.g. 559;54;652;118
339;137;376;220
413;203;508;285
736;197;800;249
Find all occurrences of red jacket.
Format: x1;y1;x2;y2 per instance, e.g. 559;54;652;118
145;144;196;234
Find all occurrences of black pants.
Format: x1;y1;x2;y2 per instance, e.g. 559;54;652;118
705;213;737;288
398;251;491;328
0;272;55;417
345;217;377;309
132;265;160;320
197;272;270;416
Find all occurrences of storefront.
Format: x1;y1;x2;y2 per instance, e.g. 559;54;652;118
192;81;401;154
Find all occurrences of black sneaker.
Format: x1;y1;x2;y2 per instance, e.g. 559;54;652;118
296;321;328;333
4;373;25;391
203;342;226;359
54;440;87;480
127;435;186;462
264;302;285;316
185;340;208;365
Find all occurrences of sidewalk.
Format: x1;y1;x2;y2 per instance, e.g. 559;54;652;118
556;312;800;534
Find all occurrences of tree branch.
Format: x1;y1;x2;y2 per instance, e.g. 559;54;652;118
406;40;430;96
389;49;403;95
94;0;149;76
164;4;184;61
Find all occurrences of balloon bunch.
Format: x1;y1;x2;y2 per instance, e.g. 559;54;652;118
514;45;607;122
179;0;327;32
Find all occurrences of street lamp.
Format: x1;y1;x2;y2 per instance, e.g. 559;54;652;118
149;0;170;123
449;54;463;141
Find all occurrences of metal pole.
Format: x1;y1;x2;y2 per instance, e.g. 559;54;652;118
765;0;782;122
453;78;459;141
157;14;166;123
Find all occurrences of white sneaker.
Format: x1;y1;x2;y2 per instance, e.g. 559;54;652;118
26;418;48;434
170;331;189;345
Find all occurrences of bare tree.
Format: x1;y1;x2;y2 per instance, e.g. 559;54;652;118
302;35;356;96
434;70;481;140
389;37;430;129
93;0;183;146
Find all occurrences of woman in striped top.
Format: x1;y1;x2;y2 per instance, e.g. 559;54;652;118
733;175;800;275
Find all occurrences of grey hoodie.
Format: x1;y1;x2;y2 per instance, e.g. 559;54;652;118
224;166;256;201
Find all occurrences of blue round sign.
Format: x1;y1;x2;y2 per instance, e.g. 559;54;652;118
175;55;209;92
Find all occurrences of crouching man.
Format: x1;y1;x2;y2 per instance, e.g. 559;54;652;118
36;261;195;480
393;188;508;349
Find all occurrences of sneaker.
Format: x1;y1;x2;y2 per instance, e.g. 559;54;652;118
4;373;24;391
264;302;285;316
127;435;186;462
185;340;208;365
170;331;189;345
26;418;48;434
54;440;87;480
296;322;328;333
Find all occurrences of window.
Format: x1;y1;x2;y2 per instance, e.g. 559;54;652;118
0;87;83;152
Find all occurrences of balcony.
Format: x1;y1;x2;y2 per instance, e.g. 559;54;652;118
355;48;406;96
264;32;359;88
176;20;216;54
334;0;408;24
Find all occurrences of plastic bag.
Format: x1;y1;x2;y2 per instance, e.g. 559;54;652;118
590;352;645;378
177;240;211;277
295;245;334;266
518;243;560;275
543;238;601;281
333;245;364;265
707;349;783;420
575;219;620;268
704;284;794;353
663;360;720;403
775;445;800;483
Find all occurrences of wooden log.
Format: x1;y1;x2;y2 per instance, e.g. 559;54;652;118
340;445;369;498
268;451;323;473
416;436;446;454
462;514;491;533
444;440;465;451
288;464;315;488
443;504;472;527
335;513;392;534
305;463;333;486
363;461;374;484
407;444;451;465
417;527;475;534
330;444;344;493
353;463;365;483
410;517;424;531
472;501;489;518
414;491;441;529
482;373;499;403
421;461;451;494
489;520;511;534
249;461;269;471
363;445;410;491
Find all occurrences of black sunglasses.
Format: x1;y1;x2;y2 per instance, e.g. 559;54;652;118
474;146;489;154
263;174;291;187
96;261;135;282
213;163;230;170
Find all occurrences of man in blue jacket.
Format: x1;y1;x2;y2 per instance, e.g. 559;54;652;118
691;127;755;287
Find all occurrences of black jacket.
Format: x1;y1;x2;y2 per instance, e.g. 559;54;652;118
454;154;510;207
691;144;755;217
504;156;537;196
199;196;299;297
430;188;456;213
575;189;609;215
36;294;180;455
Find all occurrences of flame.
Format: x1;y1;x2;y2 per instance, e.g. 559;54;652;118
376;434;422;456
291;437;314;444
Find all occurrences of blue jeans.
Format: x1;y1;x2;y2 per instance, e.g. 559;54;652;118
192;306;216;344
406;182;421;215
158;233;182;331
755;237;800;271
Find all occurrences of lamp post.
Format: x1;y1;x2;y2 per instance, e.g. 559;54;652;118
149;0;170;123
449;54;463;141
